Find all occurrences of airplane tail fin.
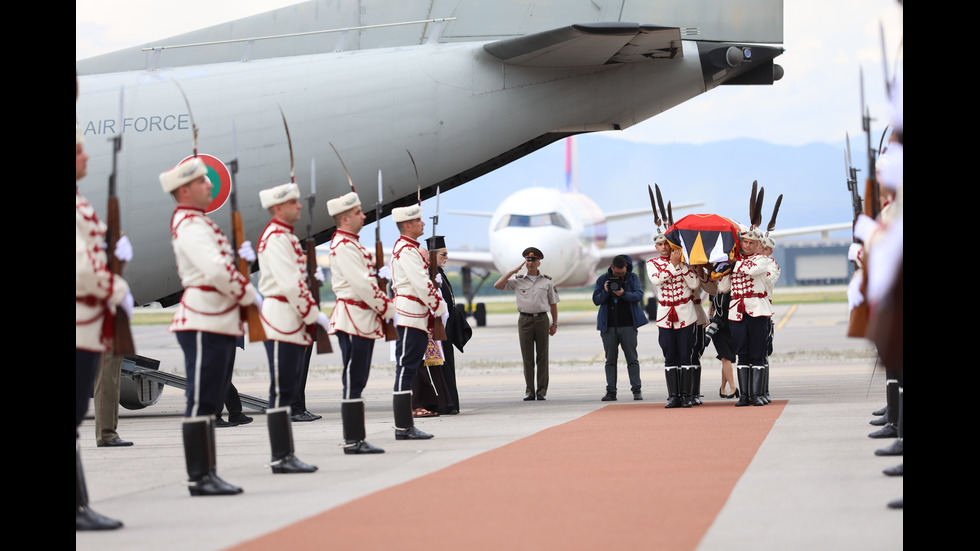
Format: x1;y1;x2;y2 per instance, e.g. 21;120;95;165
564;136;578;193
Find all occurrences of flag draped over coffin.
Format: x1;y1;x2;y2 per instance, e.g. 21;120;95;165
663;214;742;265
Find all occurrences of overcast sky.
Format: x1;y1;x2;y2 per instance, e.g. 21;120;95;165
76;0;903;148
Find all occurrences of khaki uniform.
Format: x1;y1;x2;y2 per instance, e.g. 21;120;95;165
502;274;559;398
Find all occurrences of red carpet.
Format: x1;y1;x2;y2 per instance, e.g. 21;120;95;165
229;400;785;550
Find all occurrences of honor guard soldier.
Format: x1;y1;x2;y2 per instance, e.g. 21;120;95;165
647;233;701;408
160;157;260;495
76;127;129;530
327;190;393;453
760;236;781;403
717;228;773;407
256;183;326;473
494;247;560;401
389;205;447;439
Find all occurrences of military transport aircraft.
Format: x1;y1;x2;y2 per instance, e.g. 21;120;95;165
75;0;786;308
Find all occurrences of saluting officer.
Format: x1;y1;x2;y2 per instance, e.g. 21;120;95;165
647;233;701;408
160;157;260;495
326;190;393;454
76;127;129;530
256;183;327;473
717;228;773;407
389;205;447;440
494;247;560;401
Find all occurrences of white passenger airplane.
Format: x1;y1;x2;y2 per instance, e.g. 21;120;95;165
447;137;701;290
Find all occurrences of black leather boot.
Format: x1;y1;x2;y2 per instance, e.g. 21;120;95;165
268;407;318;473
691;366;703;406
394;391;433;439
735;367;752;407
680;367;693;408
342;399;384;454
664;368;681;408
183;416;243;495
751;367;766;406
76;441;123;530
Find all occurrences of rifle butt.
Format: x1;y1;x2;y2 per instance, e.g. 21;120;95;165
245;305;267;342
112;311;136;356
432;318;447;342
385;319;398;341
846;304;868;338
314;325;333;354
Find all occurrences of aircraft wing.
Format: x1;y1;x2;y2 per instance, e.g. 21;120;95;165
769;222;851;239
604;201;703;222
483;23;684;68
444;250;497;272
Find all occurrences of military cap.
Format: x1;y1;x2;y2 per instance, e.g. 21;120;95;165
260;183;300;209
159;157;208;194
327;191;361;216
522;246;543;260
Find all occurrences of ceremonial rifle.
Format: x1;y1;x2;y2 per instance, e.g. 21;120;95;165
407;149;447;341
228;122;266;343
105;88;135;356
375;169;398;340
846;69;882;338
844;134;863;219
304;156;332;353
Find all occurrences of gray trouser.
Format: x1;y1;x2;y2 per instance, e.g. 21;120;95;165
600;326;641;393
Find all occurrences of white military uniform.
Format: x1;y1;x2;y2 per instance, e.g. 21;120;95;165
646;255;701;329
717;254;773;321
76;190;129;352
168;205;257;336
257;218;320;345
328;229;394;339
390;235;447;329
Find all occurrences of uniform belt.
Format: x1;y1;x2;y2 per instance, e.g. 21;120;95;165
519;311;548;317
338;297;371;309
658;296;692;307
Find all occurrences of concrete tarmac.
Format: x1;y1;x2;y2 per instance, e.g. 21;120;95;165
76;301;902;550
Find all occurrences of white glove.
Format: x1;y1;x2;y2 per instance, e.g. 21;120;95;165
313;267;325;282
316;312;330;330
251;293;263;309
114;235;133;263
238;240;256;263
441;308;450;327
120;289;134;319
435;272;443;285
378;265;391;280
847;273;864;309
852;214;880;243
847;243;862;262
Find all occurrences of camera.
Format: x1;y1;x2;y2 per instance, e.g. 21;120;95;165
703;321;719;348
607;276;622;292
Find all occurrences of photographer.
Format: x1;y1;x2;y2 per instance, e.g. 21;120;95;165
592;255;648;401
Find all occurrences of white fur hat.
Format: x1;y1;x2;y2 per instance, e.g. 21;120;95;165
326;191;361;216
392;205;422;223
762;236;775;249
159;157;208;194
260;183;300;209
740;228;764;242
